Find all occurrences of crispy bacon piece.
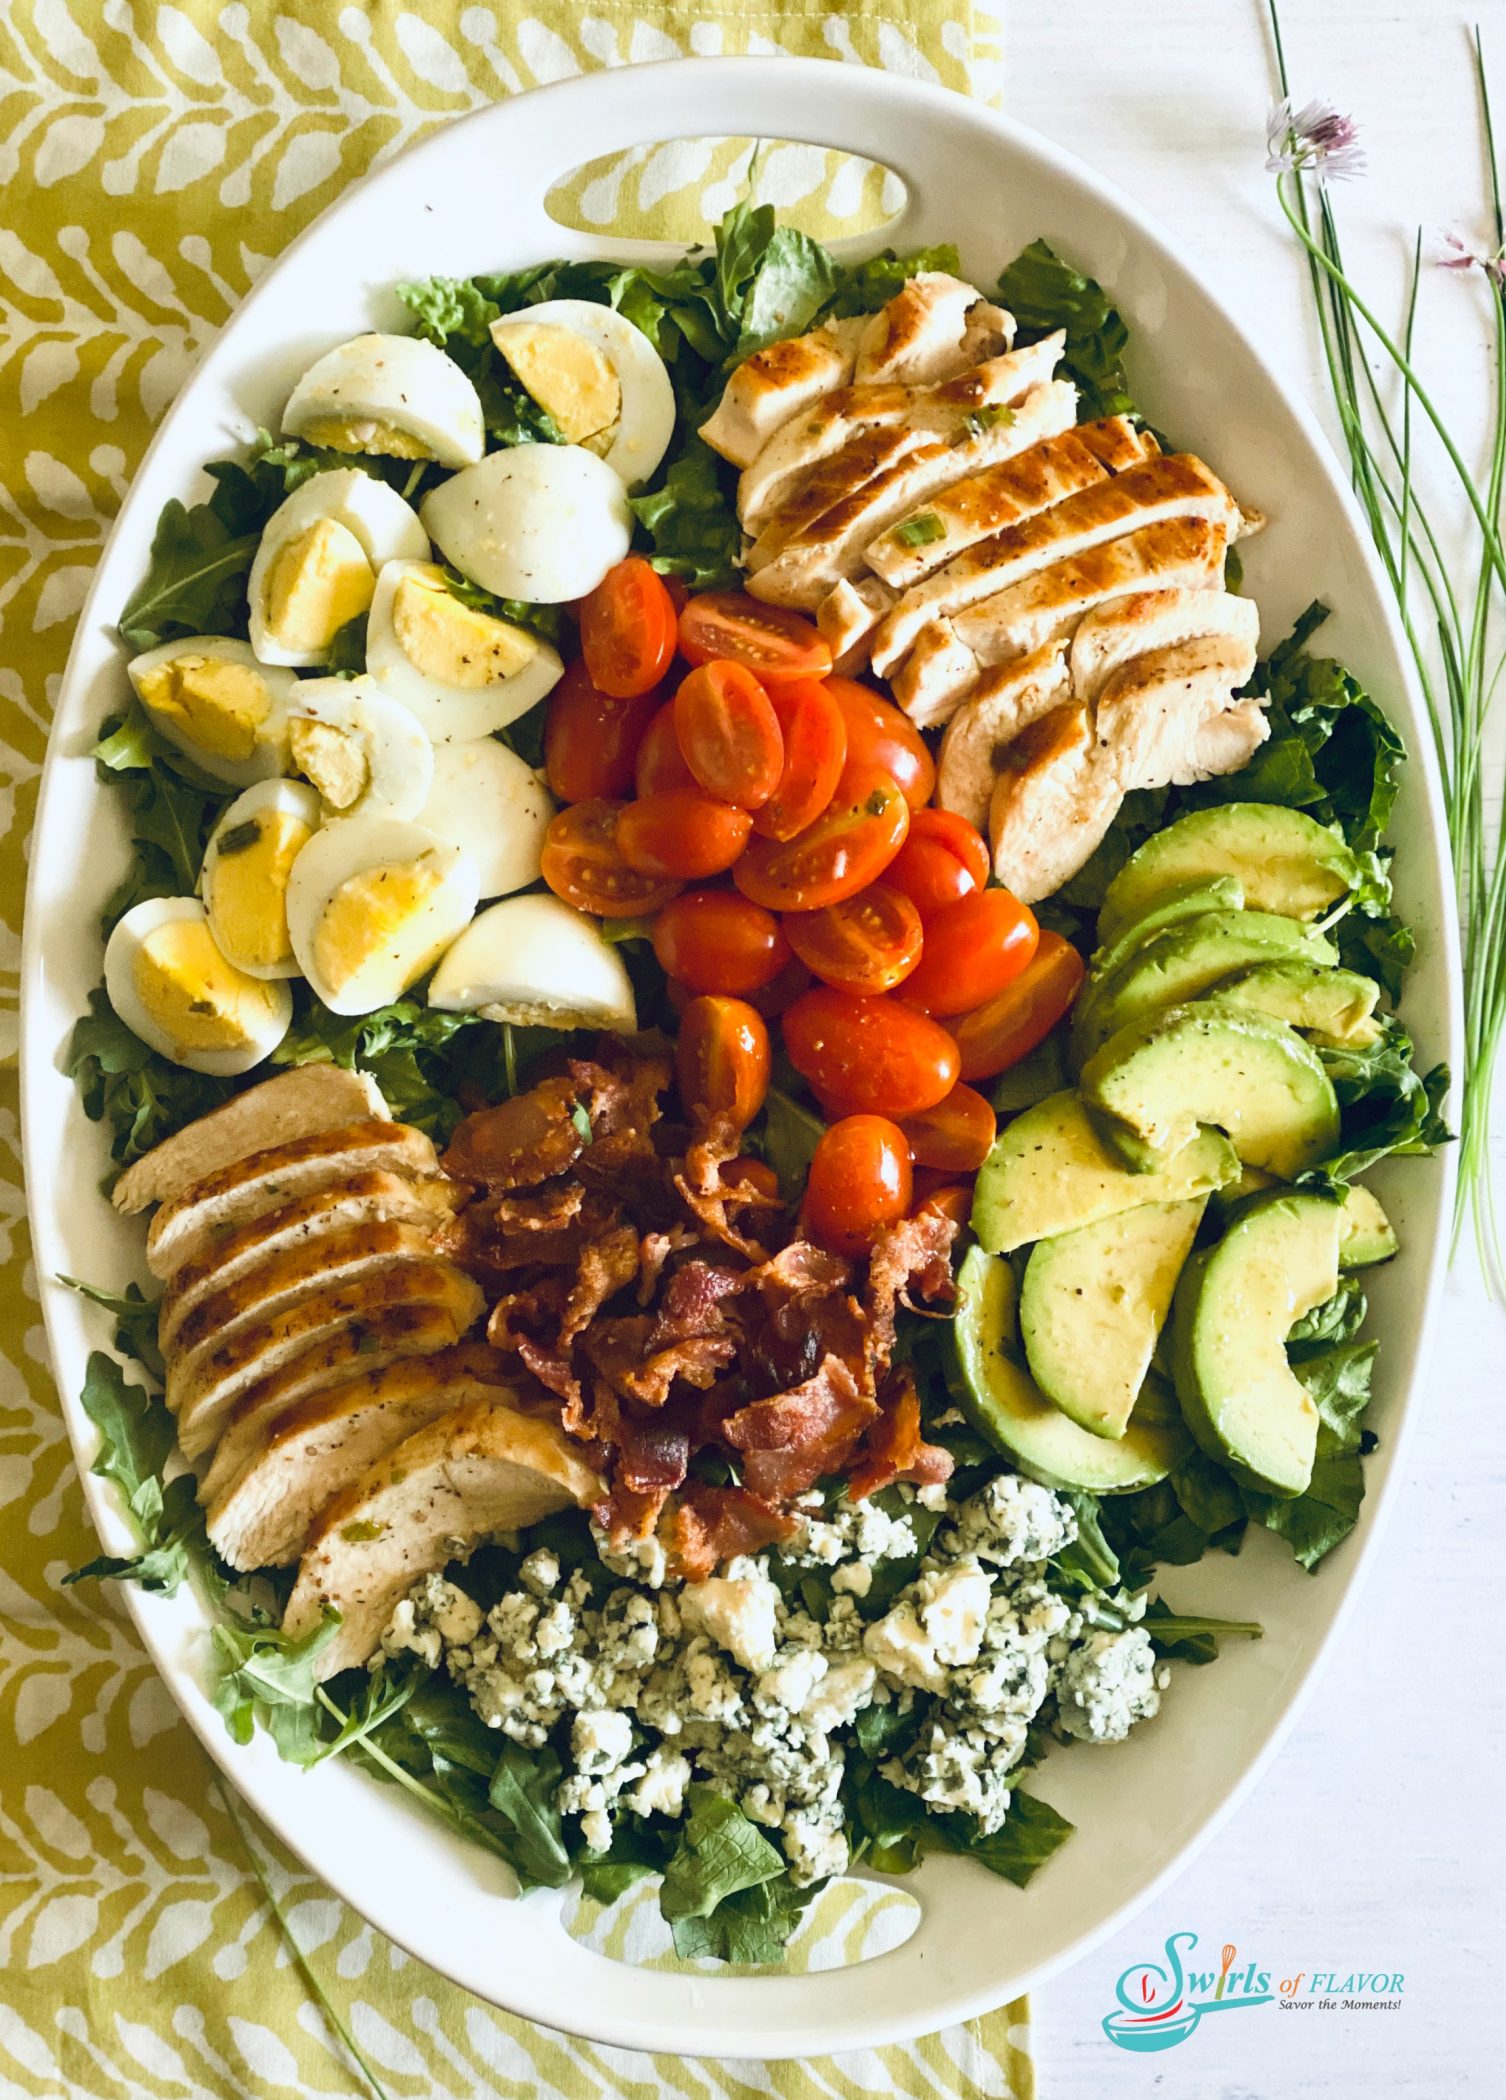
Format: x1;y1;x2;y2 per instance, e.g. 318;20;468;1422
637;1226;699;1302
722;1355;877;1501
864;1210;959;1375
670;1482;799;1581
443;1078;585;1189
486;1275;568;1351
585;1316;737;1407
516;1336;582;1408
847;1368;955;1499
646;1260;746;1350
673;1118;773;1259
602;1481;673;1542
561;1224;639;1346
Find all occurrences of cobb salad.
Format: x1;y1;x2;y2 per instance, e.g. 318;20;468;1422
61;197;1449;1966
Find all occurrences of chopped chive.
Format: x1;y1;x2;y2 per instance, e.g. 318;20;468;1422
894;513;945;548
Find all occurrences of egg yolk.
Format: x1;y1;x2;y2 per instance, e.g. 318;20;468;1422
291;717;370;811
133;919;284;1053
206;808;313;971
492;322;620;446
295;414;433;461
392;569;537;690
136;654;272;764
264;518;376;653
313;854;452;1002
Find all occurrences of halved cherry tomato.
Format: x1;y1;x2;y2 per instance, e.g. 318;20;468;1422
885;806;991;917
676;995;770;1131
783;882;924;995
617;790;751;880
678;591;833;684
675;661;785;809
578;557;678;698
635;704;698;796
804;1115;913;1259
754;679;848;841
912;1174;974;1230
949;930;1086;1081
734;768;910;912
540;799;682;916
898;1082;997;1173
782;987;959;1117
653;890;791;995
825;676;936;811
544;659;661;803
901;889;1039;1016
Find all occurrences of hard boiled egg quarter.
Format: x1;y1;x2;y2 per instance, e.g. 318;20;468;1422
288;675;434;822
248;469;428;668
286;817;478;1016
200;778;321;979
105;896;293;1075
282;333;485;469
421;445;631;605
415;738;553;901
429;892;636;1032
366;559;562;740
489;300;675;487
127;637;298;787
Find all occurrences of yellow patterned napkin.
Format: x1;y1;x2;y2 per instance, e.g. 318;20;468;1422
0;3;1030;2093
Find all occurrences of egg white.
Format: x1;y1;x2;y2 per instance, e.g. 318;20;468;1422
414;738;553;901
285;816;479;1016
289;674;434;822
282;333;485;469
200;778;322;980
489;299;675;487
428;892;637;1032
420;445;631;605
248;468;429;668
127;637;299;787
365;558;563;741
104;896;293;1075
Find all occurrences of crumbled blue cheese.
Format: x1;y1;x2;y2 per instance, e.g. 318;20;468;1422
680;1562;781;1672
1053;1627;1161;1743
945;1474;1077;1569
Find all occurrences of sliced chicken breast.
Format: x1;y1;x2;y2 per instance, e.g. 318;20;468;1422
170;1261;483;1460
1182;700;1271;779
204;1344;521;1569
853;274;1010;384
1093;633;1263;789
700;315;866;467
866;412;1147;595
145;1120;440;1280
158;1172;457;1351
987;704;1124;903
114;1067;388;1215
1068;586;1260;702
817;574;897;672
284;1403;602;1679
745;424;930;568
935;640;1073;827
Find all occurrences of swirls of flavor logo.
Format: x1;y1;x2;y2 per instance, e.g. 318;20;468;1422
1102;1932;1274;2052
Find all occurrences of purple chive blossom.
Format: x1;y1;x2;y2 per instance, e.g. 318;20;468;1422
1265;97;1367;182
1438;229;1506;286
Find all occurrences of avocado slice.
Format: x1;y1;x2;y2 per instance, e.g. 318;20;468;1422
1070;910;1339;1067
951;1245;1189;1491
1098;804;1360;947
1081;1001;1341;1179
971;1089;1239;1254
1338;1182;1398;1267
1088;875;1247;984
1169;1190;1342;1496
1020;1196;1207;1438
1215;961;1383;1046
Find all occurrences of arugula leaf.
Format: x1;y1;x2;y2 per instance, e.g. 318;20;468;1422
117;499;261;652
487;1741;573;1889
849;1768;1073;1886
987;1028;1069;1114
995;239;1134;420
759;1087;825;1197
964;1792;1076;1887
270;995;491;1139
62;1353;210;1595
325;614;368;675
1287;1274;1368;1353
1246;1342;1377;1569
213;1611;342;1763
1051;1493;1120;1591
659;1789;784;1925
58;1276;164;1384
93;705;223;925
578;1818;675;1906
67;988;236;1172
628;438;742;588
826;243;963;317
1306;1028;1452;1183
1140;1599;1263;1664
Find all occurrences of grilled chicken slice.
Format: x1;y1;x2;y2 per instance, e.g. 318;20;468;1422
158;1172;457;1351
853;274;1011;384
145;1120;440;1280
987;705;1122;903
1068;586;1260;702
700;315;867;467
935;640;1073;828
866;415;1153;593
1183;700;1270;778
872;453;1239;679
818;574;898;671
170;1262;483;1460
114;1067;387;1215
894;515;1229;724
284;1403;602;1679
1093;632;1263;787
747;379;1078;612
204;1345;520;1570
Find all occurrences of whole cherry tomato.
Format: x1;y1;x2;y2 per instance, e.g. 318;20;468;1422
949;930;1086;1081
825;676;935;811
733;768;910;912
782;986;959;1117
901;888;1039;1016
783;882;924;995
544;659;660;803
754;679;848;841
884;807;991;918
898;1082;997;1173
676;995;770;1131
578;557;678;698
675;661;785;809
804;1114;913;1259
739;955;815;1019
617;790;751;880
678;591;833;684
540;799;682;916
652;890;791;996
635;704;698;797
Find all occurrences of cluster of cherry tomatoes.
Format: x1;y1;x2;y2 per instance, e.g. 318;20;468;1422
540;559;1085;1258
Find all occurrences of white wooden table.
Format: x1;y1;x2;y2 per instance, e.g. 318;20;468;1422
994;3;1506;2090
